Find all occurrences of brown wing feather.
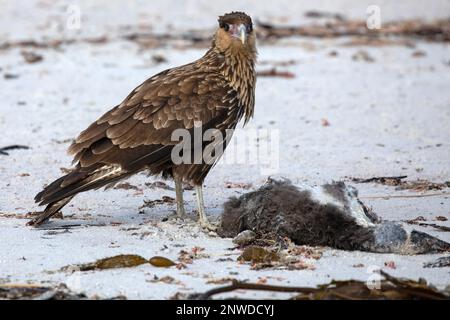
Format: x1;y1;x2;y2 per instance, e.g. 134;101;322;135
67;63;236;174
36;65;243;212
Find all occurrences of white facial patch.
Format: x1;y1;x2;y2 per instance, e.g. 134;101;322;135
304;183;376;228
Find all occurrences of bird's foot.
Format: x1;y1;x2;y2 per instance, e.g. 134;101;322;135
199;217;218;232
177;213;187;220
176;207;187;219
163;210;188;222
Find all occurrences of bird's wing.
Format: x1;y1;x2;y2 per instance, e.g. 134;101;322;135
67;63;240;171
34;63;243;208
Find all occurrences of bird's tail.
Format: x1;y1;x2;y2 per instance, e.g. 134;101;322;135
29;164;128;226
27;196;74;226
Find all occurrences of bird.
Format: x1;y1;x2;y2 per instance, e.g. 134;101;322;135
28;12;257;230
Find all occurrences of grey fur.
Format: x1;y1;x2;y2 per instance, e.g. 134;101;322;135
218;179;449;254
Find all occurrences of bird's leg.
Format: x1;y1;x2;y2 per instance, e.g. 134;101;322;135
195;185;217;231
174;176;186;219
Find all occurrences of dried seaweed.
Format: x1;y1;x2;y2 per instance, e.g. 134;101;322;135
61;254;176;271
65;254;148;271
145;181;175;191
190;271;449;300
403;218;450;232
139;196;175;209
114;182;140;191
352;50;375;62
20;50;43;63
0;145;30;156
235;241;322;271
238;246;280;263
424;256;450;268
148;275;182;285
257;68;296;78
149;256;176;267
256;18;450;42
2;18;447;55
395;180;450;192
349;175;449;191
178;246;209;266
0;284;87;300
304;10;345;21
350;175;408;185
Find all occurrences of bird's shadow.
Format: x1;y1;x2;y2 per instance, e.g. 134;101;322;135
28;206;223;231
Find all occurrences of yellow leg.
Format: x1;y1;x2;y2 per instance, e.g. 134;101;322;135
195;185;217;231
174;176;186;218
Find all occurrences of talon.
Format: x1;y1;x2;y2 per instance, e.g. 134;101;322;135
177;210;187;219
200;220;218;232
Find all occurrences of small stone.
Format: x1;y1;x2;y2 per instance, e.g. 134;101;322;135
233;230;256;246
238;246;279;263
21;50;43;63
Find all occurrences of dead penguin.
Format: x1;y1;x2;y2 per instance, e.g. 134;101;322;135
218;179;449;254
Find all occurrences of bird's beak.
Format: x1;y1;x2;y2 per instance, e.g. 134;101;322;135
238;24;247;44
230;24;247;44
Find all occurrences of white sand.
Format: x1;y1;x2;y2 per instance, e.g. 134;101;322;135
0;0;449;299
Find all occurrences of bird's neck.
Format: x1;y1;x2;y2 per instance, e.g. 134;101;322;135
207;47;256;124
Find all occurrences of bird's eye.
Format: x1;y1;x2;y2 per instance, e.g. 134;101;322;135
223;23;230;31
246;24;253;33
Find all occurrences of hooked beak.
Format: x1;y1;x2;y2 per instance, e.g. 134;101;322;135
230;24;247;44
238;24;246;44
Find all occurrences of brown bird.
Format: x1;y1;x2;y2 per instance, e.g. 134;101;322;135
29;12;257;230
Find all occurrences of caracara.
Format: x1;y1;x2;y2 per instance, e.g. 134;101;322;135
29;12;257;230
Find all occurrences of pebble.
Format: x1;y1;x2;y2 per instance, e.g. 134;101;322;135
232;230;256;246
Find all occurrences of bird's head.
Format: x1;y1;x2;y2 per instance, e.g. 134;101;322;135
214;12;256;57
